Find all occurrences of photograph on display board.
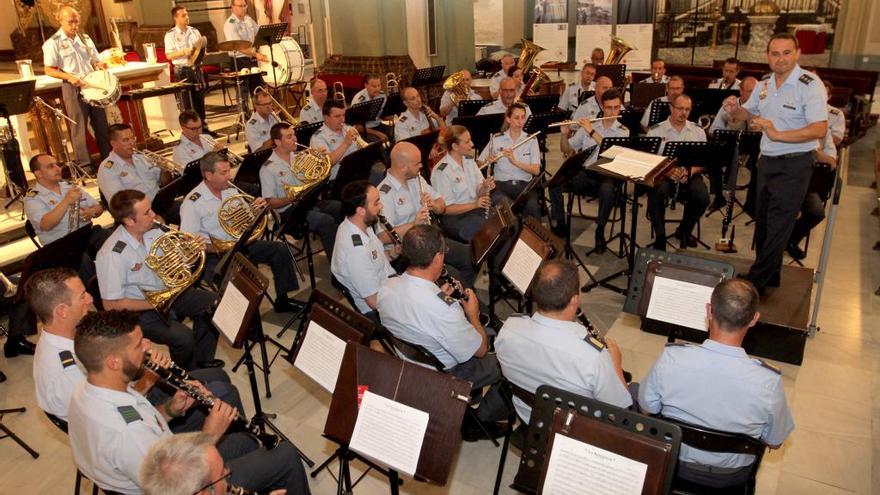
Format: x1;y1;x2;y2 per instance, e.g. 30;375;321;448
577;0;612;25
534;0;568;24
617;0;654;24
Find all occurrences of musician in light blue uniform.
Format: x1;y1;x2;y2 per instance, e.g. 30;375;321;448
164;5;209;128
223;0;266;116
639;279;794;488
25;154;102;245
97;124;161;203
558;63;597;112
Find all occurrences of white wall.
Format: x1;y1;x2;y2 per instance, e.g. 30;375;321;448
474;0;504;46
405;0;428;68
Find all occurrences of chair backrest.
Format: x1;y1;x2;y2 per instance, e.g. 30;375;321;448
23;219;43;248
44;411;69;434
383;332;445;371
86;275;104;311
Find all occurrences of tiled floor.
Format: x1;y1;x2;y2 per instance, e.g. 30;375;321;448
1;86;878;494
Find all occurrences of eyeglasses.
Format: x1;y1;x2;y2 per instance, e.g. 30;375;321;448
193;466;231;494
184;125;202;131
671;106;692;112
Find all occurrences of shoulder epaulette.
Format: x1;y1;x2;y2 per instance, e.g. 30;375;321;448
117;405;142;424
437;291;455;305
436;162;447;171
761;73;771;81
112;241;127;253
188;192;201;201
356;95;366;103
755;358;781;375
399;114;407;122
829;108;840;115
26;190;37;198
58;350;76;368
649;122;662;130
665;342;687;347
379;184;391;193
104;160;114;169
248;118;257;125
508;313;527;318
799;73;814;85
51;32;62;40
228;17;236;23
492;132;503;137
166;27;175;33
302;104;311;111
351;234;363;246
583;334;605;351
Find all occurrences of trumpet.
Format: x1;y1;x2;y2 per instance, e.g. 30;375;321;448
138;149;183;176
254;86;297;125
203;135;244;167
67;193;86;232
143;357;280;450
547;116;620;128
333;81;346;102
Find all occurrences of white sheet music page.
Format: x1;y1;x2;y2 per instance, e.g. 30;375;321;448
646;275;714;331
502;237;543;294
597;147;665;179
211;282;248;344
543;433;647;495
292;321;347;393
349;391;429;477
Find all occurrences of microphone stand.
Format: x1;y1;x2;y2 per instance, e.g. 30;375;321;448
34;97;93;184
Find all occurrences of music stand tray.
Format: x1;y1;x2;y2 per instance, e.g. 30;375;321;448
451;113;505;154
345;98;385;127
457;99;495;117
330;141;385;198
647;99;671;127
521;94;560;115
631;83;667;109
294;121;324;145
411;66;446;87
596;63;627;89
252;23;287;49
232;148;273;187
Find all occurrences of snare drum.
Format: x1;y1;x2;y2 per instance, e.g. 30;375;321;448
257;37;305;88
80;70;121;107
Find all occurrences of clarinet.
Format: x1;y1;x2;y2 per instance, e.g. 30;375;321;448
226;485;257;495
378;214;402;245
437;267;468;301
576;308;604;345
144;359;281;450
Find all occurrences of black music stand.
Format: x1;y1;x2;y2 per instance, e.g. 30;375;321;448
330;141;385;198
524;110;570;136
457;99;494;117
212;253;313;466
153;177;187;221
0;80;35;212
286;290;381;486
295;121;323;146
344;98;385;127
324;342;471;494
500;216;563;312
581;136;667;294
691;88;739;117
451;113;504;153
400;130;441;180
470;199;517;321
647;99;671;127
410;66;446;87
661;140;730;249
511;385;681;495
631;83;666;109
577;89;595;106
381;92;405;119
232;148;273;192
273;179;327;296
521;94;559;114
253;23;288;88
596;63;627;88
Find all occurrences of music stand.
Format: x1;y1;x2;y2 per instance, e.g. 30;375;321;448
294;121;323;146
457;99;494;117
232;148;273;190
647;99;671;127
344;98;385;127
273;178;327;295
152;177;186;221
381;92;405;119
631;83;666;109
451;113;504;153
500;217;562;311
324;342;471;494
0;80;35;212
253;23;288;88
522;94;559;114
524;110;570;136
212;253;313;466
410;66;446;87
511;385;681;495
690;88;739;117
577;90;595;106
470;198;517;321
330;141;385;199
596;63;627;88
581;136;668;294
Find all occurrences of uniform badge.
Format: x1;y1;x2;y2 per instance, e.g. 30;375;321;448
454;177;462;183
117;405;143;424
759;81;768;100
261;130;267;135
798;73;814;85
330;139;336;145
436;291;455;305
188;192;201;201
104;160;114;169
379;184;391;193
371;250;378;260
278;171;284;177
48;199;56;205
59;350;76;368
120;171;128;178
60;40;69;50
397;197;405;205
26;190;37;198
437;162;447;171
248;118;257;125
399;115;407;122
112;241;127;253
131;263;143;272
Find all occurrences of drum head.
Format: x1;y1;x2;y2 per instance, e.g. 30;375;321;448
81;70;121;107
258;37;305;88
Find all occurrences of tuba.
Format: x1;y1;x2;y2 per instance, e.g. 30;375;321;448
141;223;206;316
442;70;470;105
516;39;548;99
284;147;331;199
605;35;635;65
211;182;269;253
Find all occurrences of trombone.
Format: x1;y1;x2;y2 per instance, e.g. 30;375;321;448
203;134;245;167
138;149;183;176
254;86;298;125
332;81;346;102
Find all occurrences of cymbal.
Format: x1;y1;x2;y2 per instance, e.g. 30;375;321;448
217;39;253;52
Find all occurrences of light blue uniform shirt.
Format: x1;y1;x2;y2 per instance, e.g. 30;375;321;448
245;111;280;152
24;181;98;244
639;340;794;468
42;28;98;76
571;95;602;122
310;123;358;180
259;150;299;213
377;173;440;227
330;218;394;314
568;119;630;165
558;81;595;112
431;154;484;207
394;109;434;142
476;99;532;120
179;181;235;241
97;151;161;203
299;97;324;124
223;14;258;58
478;130;540;183
163;25;202;67
647;118;707;154
69;382;170;494
496;313;632;422
172;134;214;167
441;88;481;125
378;272;482;370
742;64;827;156
96;225;165;301
33;332;85;422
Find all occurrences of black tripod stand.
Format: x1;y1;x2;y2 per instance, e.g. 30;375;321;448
0;80;36;215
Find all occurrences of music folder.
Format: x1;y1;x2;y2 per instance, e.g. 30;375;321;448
212;253;268;349
589;147;676;188
501;219;561;295
471;198;516;267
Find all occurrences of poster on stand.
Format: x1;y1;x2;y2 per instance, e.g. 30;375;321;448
533;0;569;65
575;0;613;68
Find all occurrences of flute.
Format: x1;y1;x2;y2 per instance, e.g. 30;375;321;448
547;116;619;128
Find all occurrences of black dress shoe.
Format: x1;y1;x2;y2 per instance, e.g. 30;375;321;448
786;242;806;260
593;232;607;254
4;336;36;358
274;299;307;314
195;359;226;369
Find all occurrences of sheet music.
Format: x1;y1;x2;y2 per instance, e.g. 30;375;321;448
502;238;543;294
646;276;714;331
211;282;249;344
293;321;347;393
597;148;666;179
349;391;429;477
543;433;648;495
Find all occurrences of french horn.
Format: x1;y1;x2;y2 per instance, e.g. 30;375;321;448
211;182;268;253
142;223;206;317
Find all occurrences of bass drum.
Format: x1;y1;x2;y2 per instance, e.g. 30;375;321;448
257;37;305;88
80;70;121;108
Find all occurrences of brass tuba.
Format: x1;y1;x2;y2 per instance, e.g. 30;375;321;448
442;70;470;105
605;35;636;65
211;182;268;253
284;147;331;199
142;223;206;316
332;81;346;102
517;38;545;74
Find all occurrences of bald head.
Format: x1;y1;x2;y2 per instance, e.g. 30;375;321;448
390;141;422;179
595;76;613;99
740;76;758;102
58;6;80;36
402;87;422;111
